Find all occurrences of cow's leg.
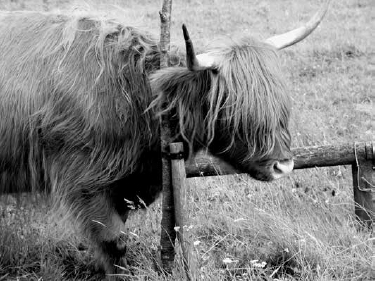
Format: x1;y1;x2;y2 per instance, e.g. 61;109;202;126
66;191;128;274
81;193;128;274
48;158;130;275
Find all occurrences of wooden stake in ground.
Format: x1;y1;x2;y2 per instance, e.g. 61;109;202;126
158;0;175;274
170;143;195;281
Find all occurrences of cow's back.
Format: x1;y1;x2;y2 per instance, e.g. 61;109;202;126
0;11;160;194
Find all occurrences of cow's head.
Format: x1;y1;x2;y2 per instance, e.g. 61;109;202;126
151;0;330;181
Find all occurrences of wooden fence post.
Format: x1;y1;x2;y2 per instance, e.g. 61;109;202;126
352;142;374;228
159;0;175;274
170;142;195;281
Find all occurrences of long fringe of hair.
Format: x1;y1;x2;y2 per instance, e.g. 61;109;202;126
151;36;291;160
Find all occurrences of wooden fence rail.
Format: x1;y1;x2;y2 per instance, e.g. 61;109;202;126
185;142;374;176
185;141;374;226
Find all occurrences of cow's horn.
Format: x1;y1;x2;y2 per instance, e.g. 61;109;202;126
183;24;214;70
265;0;331;50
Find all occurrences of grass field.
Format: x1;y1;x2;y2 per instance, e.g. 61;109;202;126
0;0;374;280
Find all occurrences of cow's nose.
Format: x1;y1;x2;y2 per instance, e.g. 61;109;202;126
271;159;294;179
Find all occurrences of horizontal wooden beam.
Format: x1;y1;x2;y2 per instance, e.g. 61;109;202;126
185;142;374;178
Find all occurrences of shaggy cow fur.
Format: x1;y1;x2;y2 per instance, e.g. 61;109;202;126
0;11;292;274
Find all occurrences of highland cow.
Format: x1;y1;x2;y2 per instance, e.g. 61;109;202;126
0;2;329;275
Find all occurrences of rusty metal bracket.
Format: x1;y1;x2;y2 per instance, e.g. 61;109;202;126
356;142;375;193
365;141;375;170
162;151;185;160
357;178;375;192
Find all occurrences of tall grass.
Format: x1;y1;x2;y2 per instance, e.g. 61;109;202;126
1;0;374;280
